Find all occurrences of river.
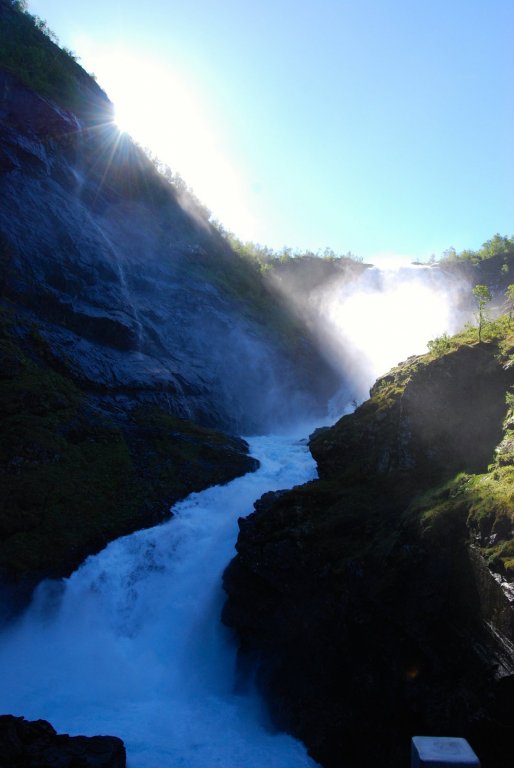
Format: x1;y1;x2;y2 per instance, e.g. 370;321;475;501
0;432;320;767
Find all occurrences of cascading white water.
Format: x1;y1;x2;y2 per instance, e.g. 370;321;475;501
0;263;468;764
0;433;320;767
315;264;470;408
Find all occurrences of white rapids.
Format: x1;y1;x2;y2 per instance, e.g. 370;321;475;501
0;432;320;767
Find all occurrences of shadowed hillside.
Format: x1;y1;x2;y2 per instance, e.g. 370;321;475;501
223;317;514;768
0;0;344;613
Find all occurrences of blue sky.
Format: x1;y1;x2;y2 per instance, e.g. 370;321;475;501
28;0;514;264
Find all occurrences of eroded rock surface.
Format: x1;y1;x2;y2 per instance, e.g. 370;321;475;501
0;58;339;605
223;340;514;768
0;67;336;433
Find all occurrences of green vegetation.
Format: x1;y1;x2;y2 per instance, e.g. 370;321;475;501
506;284;514;320
327;294;514;579
222;238;363;269
140;150;213;223
226;294;514;768
0;308;134;578
409;322;514;576
139;149;363;357
0;0;106;115
311;307;514;586
0;0;361;348
472;284;492;342
0;306;254;583
427;332;452;356
440;233;514;265
410;456;514;578
3;0;512;599
428;283;514;355
206;238;366;353
145;148;364;275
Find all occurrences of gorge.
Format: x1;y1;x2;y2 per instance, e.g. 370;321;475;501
0;433;321;768
1;2;514;766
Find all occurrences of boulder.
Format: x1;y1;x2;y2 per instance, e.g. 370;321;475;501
0;715;125;768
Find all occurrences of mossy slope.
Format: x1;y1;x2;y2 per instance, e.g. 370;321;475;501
0;305;257;615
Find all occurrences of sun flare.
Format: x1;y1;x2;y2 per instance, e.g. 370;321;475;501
74;42;258;238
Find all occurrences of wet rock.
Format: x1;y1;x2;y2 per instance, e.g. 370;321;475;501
310;343;511;493
0;68;337;433
0;311;259;614
223;342;514;768
0;57;339;606
0;715;125;768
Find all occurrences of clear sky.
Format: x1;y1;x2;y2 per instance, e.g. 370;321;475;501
27;0;514;264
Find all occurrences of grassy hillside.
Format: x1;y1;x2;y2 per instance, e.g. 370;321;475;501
0;0;110;116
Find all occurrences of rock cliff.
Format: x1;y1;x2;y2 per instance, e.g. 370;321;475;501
0;1;344;607
223;331;514;768
0;64;335;433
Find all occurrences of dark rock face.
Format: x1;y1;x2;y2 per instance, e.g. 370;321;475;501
0;63;339;608
312;344;511;492
0;305;259;617
0;715;125;768
223;342;514;768
0;67;335;434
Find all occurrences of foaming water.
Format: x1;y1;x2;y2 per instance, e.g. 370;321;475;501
266;261;471;411
317;265;470;402
0;434;319;767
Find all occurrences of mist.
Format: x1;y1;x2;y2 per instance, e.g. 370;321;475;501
267;261;472;414
0;258;478;768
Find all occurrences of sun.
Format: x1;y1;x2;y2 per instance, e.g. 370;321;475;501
75;43;259;239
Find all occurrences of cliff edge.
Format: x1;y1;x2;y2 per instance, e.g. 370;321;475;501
223;326;514;768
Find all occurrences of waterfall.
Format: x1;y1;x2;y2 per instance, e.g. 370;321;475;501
312;264;471;403
95;223;145;353
0;433;320;767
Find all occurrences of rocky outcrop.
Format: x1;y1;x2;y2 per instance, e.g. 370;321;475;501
0;715;125;768
311;343;511;493
0;305;260;618
223;339;514;768
0;65;337;434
